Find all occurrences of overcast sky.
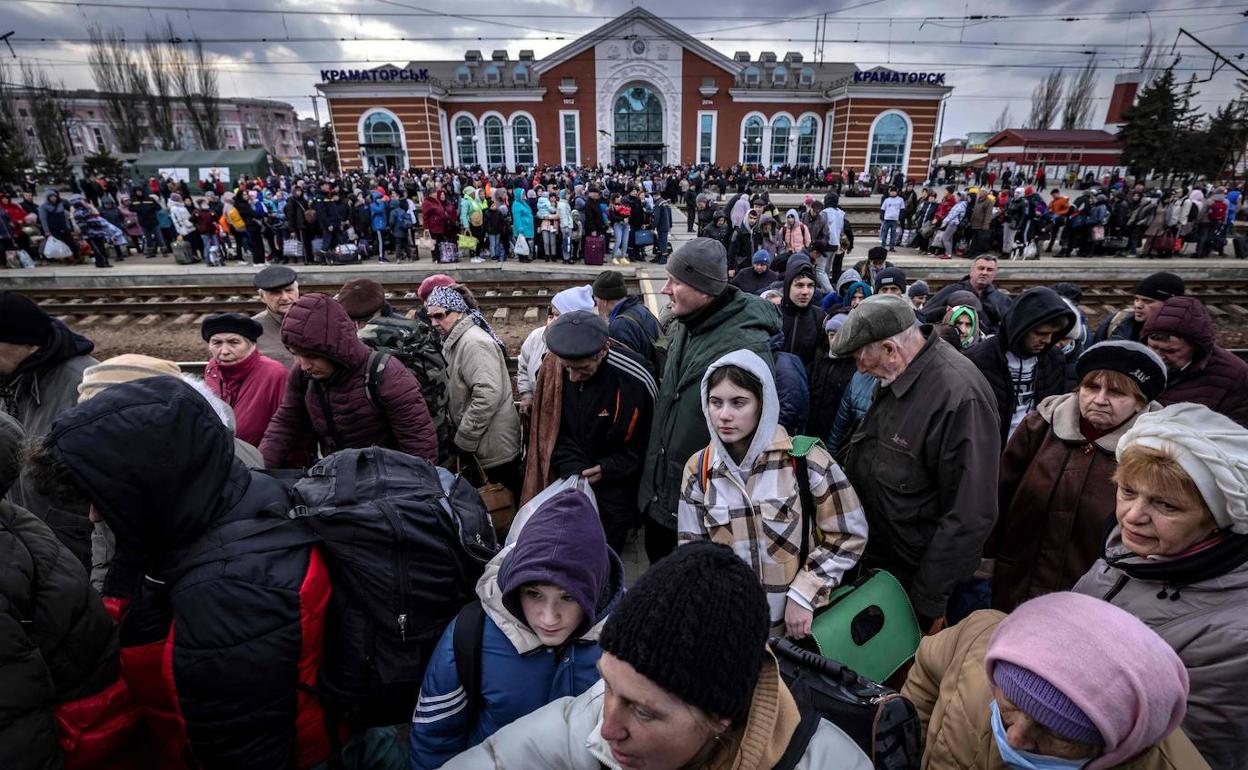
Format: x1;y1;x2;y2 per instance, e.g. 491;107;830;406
7;0;1248;142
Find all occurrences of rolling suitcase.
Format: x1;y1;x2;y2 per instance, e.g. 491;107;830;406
583;234;605;266
172;239;196;265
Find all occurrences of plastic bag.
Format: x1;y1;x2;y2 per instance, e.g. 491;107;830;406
1022;242;1039;260
42;235;73;260
505;476;598;547
513;234;530;256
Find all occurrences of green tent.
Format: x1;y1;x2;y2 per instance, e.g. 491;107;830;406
131;149;271;187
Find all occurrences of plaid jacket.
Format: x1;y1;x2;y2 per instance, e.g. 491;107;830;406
677;427;868;627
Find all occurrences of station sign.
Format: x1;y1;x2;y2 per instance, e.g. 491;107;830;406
320;67;430;83
853;71;947;85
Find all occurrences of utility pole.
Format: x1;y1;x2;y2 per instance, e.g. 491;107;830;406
308;93;324;172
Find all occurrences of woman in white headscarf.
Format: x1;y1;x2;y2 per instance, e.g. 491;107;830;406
516;285;595;416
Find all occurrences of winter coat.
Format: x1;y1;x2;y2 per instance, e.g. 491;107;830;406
964;288;1075;446
605;295;661;370
314;194;343;237
807;353;856;444
442;315;522;470
772;349;810;436
582;196;607;236
968;196;993;230
779;261;826;369
639;287;781;527
921;277;1013;337
1140;296;1248;427
260;293;438;467
828;371;876;457
409;520;624;770
37;191;71;237
1093;309;1143;345
1;321;97;569
459;188;484;231
781;211;811;253
678;350;867;629
441;652;872;770
369;195;387;232
42;377;332;769
422;195;450;235
1075;531;1248;770
510;189;535;239
168;201;193;236
732;265;781;296
990;394;1160;612
204;348;287;448
651;199;671;233
900;609;1207;770
250;308;294;369
841;329;1000;621
388;201;412;238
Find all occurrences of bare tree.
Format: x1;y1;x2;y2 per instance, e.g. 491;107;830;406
86;24;147;153
169;36;221;149
990;105;1013;133
1026;69;1065;130
143;22;180;150
0;61;33;178
20;63;72;178
1062;57;1099;129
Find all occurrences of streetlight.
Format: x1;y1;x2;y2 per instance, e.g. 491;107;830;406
306;137;322;172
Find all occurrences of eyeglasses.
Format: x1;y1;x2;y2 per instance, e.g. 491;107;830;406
427;310;448;321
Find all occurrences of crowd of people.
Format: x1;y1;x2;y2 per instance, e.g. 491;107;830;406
3;163;1248;768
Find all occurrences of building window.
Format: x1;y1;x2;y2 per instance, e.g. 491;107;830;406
868;112;909;174
513;65;529;85
246;127;261;144
744;65;760;86
455;116;477;166
483;115;505;168
697;112;715;164
769;116;791;166
796;115;818;166
484;66;500;85
772;66;788;86
92;126;105;148
613;86;663;146
560;111;579;165
274;111;284;121
456;66;471;85
742;116;763;164
512;115;534;167
800;67;815;86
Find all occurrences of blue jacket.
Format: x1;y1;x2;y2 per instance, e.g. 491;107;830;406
409;511;624;770
389;202;411;237
828;371;876;455
607;295;661;367
773;349;810;436
510;188;534;239
370;195;387;232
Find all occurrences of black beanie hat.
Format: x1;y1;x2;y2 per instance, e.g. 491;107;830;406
201;312;264;342
1133;272;1185;302
0;291;53;346
599;542;769;724
1075;341;1168;403
592;270;628;301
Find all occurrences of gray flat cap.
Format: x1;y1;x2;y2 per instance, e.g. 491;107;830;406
828;294;918;356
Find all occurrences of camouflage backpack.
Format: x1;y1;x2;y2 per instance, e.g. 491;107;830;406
359;316;455;459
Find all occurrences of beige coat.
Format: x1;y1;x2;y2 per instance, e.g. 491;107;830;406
251;309;294;369
442;316;522;470
900;611;1207;770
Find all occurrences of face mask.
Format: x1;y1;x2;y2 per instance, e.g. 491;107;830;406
990;701;1092;770
1059;339;1077;356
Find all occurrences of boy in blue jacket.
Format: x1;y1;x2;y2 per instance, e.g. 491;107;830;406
409;489;623;770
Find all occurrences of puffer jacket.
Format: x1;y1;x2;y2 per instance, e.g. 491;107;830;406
0;412;132;770
639;287;782;527
441;652;872;770
989;394;1160;612
1140;296;1248;427
828;371;876;457
409;510;624;770
442;316;522;470
900;610;1207;770
678;350;866;630
1075;531;1248;770
259;293;438;468
42;377;332;769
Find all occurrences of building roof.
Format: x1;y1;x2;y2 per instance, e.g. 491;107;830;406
986;129;1118;146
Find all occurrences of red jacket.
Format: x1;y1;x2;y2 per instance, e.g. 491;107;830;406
1142;296;1248;427
260;293;438;468
204;350;288;448
421;195;448;235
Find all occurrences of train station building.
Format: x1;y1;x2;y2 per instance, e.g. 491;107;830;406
318;8;953;176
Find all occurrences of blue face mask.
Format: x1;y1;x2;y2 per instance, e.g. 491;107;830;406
990;700;1093;770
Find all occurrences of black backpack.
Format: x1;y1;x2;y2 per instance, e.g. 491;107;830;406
771;638;922;770
290;447;499;726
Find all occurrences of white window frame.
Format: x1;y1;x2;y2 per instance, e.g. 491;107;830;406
866;109;913;177
696;110;717;164
509;110;538;169
481;111;506;169
559;109;581;166
450;112;479;167
768;113;793;167
795;112;823;167
356;107;409;172
739;111;766;164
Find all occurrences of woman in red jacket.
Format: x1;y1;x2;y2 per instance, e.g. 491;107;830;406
201;313;288;449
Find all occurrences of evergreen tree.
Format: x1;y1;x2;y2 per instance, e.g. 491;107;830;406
1117;67;1200;183
320;124;339;175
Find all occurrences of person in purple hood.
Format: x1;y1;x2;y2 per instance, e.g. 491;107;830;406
409;488;624;770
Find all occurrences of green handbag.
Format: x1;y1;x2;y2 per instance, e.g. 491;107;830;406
809;569;920;683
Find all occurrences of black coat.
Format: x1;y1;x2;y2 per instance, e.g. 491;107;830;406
807;353;857;443
921;277;1013;335
964;287;1075;447
779;261;826;369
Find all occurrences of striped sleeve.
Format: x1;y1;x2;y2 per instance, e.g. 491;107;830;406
606;348;657;402
410;621;473;770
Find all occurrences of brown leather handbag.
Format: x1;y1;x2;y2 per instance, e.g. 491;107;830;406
461;456;515;538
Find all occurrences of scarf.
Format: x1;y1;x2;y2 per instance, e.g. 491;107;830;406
427;286;505;348
520;353;565;504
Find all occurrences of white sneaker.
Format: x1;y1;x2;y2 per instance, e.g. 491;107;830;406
470;256;485;264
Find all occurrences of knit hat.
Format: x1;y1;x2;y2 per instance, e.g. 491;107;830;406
752;249;772;265
545;310;609;360
1117;403;1248;533
551;285;595;315
986;592;1189;770
666;237;728;297
908;280;930;299
337;278;386;320
78;354;181;402
874;266;907;292
0;291;53;345
417;274;456;302
599;542;769;724
993;660;1103;745
201;312;263;343
1075;341;1167;402
1133;272;1185;302
825;313;848;333
592;270;628;301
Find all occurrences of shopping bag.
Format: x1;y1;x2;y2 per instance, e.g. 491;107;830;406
505;476;599;547
1022;242;1039;260
417;232;436;253
42;235;73;260
438;241;459;263
282;239;303;259
808;569;920;684
512;234;530;256
457;233;478;251
1091;225;1105;242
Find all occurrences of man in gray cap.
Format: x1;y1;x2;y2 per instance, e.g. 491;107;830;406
251;265;299;368
523;310;656;553
828;294;1000;634
638;237;780;562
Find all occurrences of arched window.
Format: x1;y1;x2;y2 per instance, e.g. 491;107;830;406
868;112;909;174
483;116;505;168
613;86;663;145
513;115;534;166
769;116;791;166
744;65;760;86
363;112;401;147
772;66;788;86
455;116;477;166
796;115;818;166
361;111;404;172
742;116;764;164
513;64;529;85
